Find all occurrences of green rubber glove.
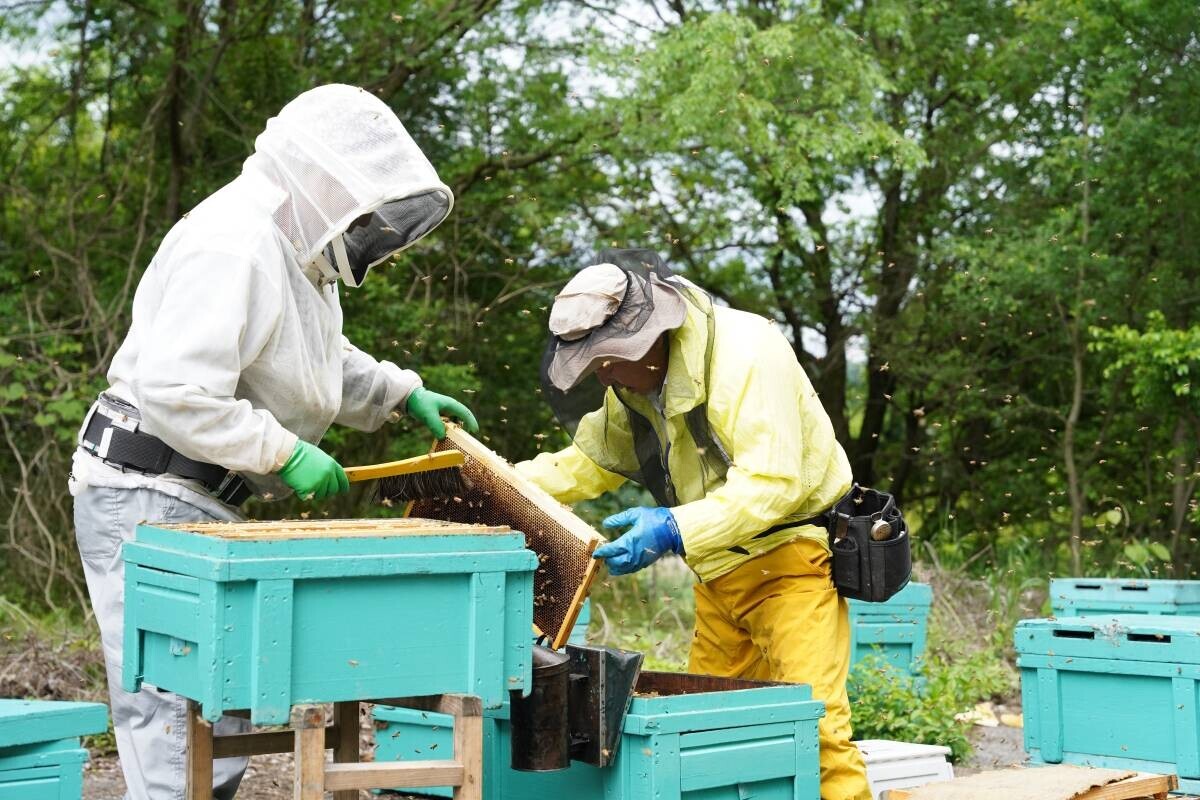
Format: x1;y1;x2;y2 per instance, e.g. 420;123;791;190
406;387;479;439
276;440;349;500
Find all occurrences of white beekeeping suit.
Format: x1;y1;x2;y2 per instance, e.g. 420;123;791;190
72;83;454;513
70;84;457;800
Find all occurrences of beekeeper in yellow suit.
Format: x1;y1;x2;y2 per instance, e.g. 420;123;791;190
515;249;871;800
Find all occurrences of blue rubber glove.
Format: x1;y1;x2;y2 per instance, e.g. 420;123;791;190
594;507;684;576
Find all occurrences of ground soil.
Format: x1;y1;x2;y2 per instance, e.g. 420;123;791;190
961;723;1027;774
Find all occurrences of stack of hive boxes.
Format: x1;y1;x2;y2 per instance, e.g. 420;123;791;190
848;582;933;680
0;699;108;800
1017;578;1200;793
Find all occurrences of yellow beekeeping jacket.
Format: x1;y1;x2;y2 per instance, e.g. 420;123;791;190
516;299;852;582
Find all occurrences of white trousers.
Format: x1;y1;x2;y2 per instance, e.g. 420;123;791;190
74;486;251;800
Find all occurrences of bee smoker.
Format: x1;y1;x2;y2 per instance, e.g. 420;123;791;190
509;646;571;771
509;643;643;772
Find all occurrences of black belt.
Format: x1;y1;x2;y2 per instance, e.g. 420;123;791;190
722;510;835;556
81;407;252;506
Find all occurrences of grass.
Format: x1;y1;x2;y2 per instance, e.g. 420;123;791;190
0;597;116;753
584;556;696;671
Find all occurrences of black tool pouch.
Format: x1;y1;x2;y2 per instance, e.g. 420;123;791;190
827;484;911;602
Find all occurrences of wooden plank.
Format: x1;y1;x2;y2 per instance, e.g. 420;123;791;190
376;694;482;718
212;724;341;758
207;527;509;541
552;551;600;650
884;770;1177;800
158;518;509;539
214;729;296;759
164;518;480;532
453;700;483;800
185;701;214;800
324;761;464;791
1076;772;1177;799
291;705;326;800
331;701;360;800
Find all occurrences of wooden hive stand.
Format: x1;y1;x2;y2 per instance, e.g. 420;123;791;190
186;694;482;800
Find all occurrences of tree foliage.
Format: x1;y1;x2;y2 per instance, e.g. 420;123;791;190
2;0;1198;609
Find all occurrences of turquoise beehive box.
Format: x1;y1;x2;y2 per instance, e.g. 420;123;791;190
376;672;824;800
848;582;932;675
0;699;108;800
1017;614;1200;794
122;518;537;725
1050;578;1200;618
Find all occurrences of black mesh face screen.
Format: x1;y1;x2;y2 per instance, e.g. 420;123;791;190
326;190;449;283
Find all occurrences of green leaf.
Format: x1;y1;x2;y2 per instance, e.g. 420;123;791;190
1149;542;1172;562
1124;542;1150;565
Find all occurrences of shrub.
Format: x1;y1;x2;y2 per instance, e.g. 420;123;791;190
847;648;1013;762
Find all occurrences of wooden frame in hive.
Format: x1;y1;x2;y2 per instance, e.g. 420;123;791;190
407;425;604;649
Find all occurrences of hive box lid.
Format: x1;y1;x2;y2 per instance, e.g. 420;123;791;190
0;699;108;748
849;582;933;612
1050;577;1200;606
124;518;536;581
1016;615;1200;663
855;739;952;764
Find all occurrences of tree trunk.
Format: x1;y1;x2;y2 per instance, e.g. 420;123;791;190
164;0;199;221
1063;321;1086;576
1063;92;1090;576
1169;417;1198;575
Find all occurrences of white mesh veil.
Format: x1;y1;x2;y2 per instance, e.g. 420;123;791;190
243;84;454;271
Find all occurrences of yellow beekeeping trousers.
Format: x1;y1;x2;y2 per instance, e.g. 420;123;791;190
689;537;872;800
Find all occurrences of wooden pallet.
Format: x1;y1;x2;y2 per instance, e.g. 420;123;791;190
883;766;1177;800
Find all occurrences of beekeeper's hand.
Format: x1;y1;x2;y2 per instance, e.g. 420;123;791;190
276;440;349;500
406;387;479;439
594;507;683;576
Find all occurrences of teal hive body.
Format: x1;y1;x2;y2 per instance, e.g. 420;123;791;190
1050;578;1200;617
848;582;932;675
122;521;537;725
1017;614;1200;794
0;699;108;800
376;672;824;800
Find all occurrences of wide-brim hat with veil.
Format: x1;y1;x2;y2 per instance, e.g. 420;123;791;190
542;248;687;392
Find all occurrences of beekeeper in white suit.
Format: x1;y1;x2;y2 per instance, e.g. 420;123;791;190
69;84;477;799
